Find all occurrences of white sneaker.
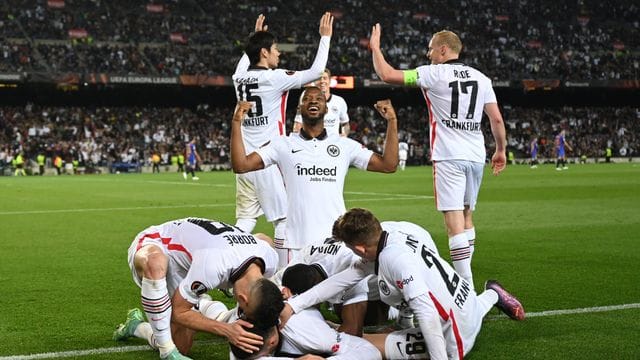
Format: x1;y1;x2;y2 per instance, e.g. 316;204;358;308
192;176;199;181
182;172;187;180
562;166;569;170
556;168;562;171
530;165;538;169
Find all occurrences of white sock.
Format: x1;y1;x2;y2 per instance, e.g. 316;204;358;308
133;322;158;350
449;233;473;287
141;277;174;355
273;218;288;269
235;218;257;233
199;299;231;321
465;227;476;260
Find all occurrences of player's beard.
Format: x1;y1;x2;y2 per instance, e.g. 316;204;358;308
302;115;323;127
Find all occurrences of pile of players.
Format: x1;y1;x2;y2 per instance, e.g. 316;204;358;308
113;13;523;360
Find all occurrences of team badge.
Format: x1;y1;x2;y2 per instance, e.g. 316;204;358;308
379;279;390;296
327;145;340;157
190;281;208;296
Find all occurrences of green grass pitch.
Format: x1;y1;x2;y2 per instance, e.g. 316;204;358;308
1;163;639;359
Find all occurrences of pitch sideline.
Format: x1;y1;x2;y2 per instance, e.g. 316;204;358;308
2;303;639;360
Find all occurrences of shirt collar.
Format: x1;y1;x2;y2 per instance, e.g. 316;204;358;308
299;128;328;140
443;59;464;65
374;231;389;275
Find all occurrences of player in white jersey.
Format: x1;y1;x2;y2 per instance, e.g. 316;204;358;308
112;218;283;357
271;238;387;336
231;86;398;265
369;25;507;288
231;13;333;269
398;140;409;171
293;69;351;137
335;209;524;360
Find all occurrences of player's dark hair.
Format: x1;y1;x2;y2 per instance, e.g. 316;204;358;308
282;263;325;295
229;325;277;359
246;31;276;65
248;278;284;329
333;208;382;246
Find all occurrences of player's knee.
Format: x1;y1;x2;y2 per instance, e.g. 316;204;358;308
134;246;168;279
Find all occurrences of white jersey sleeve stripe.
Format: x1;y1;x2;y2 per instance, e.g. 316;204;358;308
136;232;192;260
279;92;288;135
429;292;465;360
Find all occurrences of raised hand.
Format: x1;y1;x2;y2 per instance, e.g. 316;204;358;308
319;12;334;37
369;23;381;51
374;99;397;121
233;101;253;122
255;14;267;32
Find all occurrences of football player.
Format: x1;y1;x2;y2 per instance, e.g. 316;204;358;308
112;218;282;358
232;13;333;269
230;86;398;265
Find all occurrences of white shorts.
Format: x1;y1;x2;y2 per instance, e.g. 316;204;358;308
399;150;408;161
235;166;287;222
127;228;188;296
384;327;428;359
433;160;484;212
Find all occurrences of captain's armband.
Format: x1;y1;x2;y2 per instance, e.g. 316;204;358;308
403;69;418;86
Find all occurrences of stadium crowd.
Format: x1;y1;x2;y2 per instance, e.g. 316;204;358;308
0;0;637;80
1;103;638;174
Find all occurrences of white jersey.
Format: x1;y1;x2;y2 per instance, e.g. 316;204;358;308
294;94;349;136
415;62;497;163
256;131;373;249
148;219;279;305
287;221;437;313
377;229;487;359
274;307;382;359
272;238;368;305
233;36;330;153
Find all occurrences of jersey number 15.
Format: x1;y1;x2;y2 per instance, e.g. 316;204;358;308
237;83;263;117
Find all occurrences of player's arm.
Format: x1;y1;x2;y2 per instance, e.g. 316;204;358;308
366;99;398;173
281;265;368;326
409;295;448;360
340;122;350;137
295;12;333;85
171;290;264;353
484;102;507;176
230;101;266;173
369;24;405;85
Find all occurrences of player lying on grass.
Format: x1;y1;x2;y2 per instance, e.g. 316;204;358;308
113;218;283;358
281;208;525;360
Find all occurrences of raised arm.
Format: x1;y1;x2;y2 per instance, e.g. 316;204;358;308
370;24;404;85
366;99;398;173
230;101;266;173
484;102;507;176
295;12;334;85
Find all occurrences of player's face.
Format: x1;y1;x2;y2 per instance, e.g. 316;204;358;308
427;36;444;64
318;71;331;95
300;88;327;124
267;43;280;68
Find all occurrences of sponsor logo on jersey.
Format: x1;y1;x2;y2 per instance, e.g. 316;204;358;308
396;275;414;289
396;342;404;356
379;279;391;296
190;281;208;296
291;148;303;153
327;145;340;157
295;163;337;176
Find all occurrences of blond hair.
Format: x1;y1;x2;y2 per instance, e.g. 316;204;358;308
432;30;462;54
